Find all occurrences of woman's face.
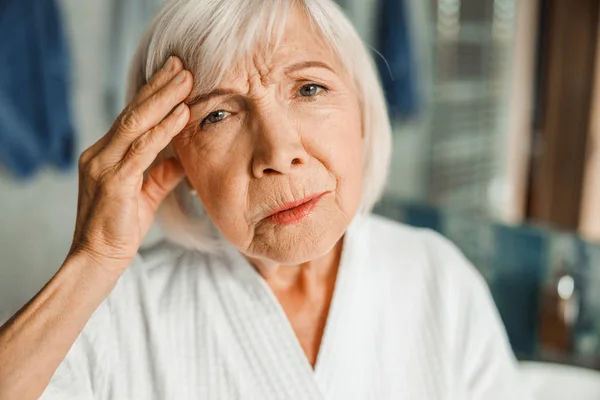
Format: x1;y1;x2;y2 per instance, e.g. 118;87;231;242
173;9;364;265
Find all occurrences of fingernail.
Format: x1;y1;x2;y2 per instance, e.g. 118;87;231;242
174;70;187;84
164;56;174;71
174;103;186;115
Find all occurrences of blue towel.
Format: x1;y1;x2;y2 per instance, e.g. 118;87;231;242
0;0;75;178
376;0;420;120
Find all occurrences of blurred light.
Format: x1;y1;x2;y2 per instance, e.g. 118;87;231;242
558;275;575;300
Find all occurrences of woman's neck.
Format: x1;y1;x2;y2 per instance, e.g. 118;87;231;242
243;237;344;367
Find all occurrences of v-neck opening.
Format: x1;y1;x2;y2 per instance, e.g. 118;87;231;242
254;231;351;375
222;215;366;371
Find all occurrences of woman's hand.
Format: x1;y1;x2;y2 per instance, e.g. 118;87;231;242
70;56;192;276
0;56;193;400
0;57;193;399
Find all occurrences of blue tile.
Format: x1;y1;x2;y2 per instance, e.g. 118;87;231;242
443;213;495;281
401;202;443;233
491;224;548;358
373;198;600;363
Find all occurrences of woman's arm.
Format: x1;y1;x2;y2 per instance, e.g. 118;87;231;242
0;252;118;399
0;56;193;399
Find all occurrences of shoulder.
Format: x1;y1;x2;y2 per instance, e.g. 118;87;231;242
358;214;489;300
359;214;471;269
103;240;217;320
361;213;468;258
137;237;202;275
114;238;209;293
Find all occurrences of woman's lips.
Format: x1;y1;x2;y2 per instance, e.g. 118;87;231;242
263;192;328;225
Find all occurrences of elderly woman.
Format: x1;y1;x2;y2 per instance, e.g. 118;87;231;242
0;0;530;399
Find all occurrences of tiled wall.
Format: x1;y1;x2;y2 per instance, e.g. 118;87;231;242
375;195;600;368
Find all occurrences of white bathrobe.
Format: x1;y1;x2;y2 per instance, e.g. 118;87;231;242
41;215;531;399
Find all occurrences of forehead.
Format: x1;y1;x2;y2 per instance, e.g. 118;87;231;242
215;6;341;85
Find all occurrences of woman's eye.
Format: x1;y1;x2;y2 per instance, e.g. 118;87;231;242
298;84;326;97
201;110;230;126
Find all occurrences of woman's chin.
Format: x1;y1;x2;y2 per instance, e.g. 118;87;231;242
249;211;348;265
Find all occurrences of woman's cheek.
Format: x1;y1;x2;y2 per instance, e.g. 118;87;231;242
194;142;250;212
298;104;360;165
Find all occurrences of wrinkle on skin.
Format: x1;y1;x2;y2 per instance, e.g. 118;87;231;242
171;5;364;366
175;20;362;267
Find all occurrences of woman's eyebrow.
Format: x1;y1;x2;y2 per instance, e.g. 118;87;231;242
187;61;335;106
187;88;238;106
284;60;334;74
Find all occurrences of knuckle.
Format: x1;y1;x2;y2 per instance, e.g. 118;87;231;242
78;150;92;169
119;109;142;132
146;76;161;93
114;105;131;126
86;158;108;181
131;126;161;154
129;135;149;156
121;104;133;115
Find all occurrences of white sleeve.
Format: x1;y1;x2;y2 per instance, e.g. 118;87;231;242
39;303;111;400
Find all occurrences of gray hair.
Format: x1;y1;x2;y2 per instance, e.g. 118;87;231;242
126;0;392;252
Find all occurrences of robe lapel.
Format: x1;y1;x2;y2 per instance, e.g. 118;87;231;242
210;215;372;399
312;216;378;399
209;246;324;399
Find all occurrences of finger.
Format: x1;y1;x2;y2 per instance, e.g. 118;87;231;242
78;134;113;170
133;56;184;106
141;157;186;215
83;58;185;166
109;69;193;153
118;103;190;176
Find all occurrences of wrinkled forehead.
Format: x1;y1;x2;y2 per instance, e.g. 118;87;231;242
215;34;342;92
144;1;339;100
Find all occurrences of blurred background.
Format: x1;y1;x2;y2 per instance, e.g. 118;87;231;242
2;0;600;397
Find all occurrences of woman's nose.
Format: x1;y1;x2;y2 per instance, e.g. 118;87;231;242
250;115;308;178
